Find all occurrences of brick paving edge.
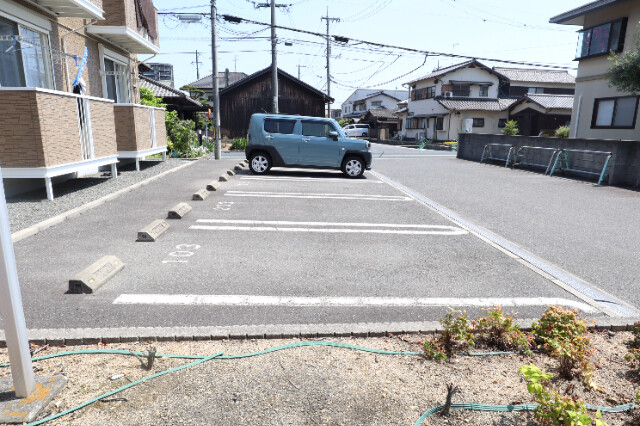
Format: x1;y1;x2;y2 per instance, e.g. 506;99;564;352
0;318;638;347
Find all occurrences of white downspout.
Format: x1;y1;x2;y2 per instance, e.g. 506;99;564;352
572;94;582;139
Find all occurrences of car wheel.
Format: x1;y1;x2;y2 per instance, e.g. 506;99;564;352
342;156;364;178
362;133;368;137
249;152;271;174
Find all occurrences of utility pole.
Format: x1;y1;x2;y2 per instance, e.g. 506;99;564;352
297;62;306;80
211;0;221;159
193;50;202;79
321;9;339;117
255;2;288;113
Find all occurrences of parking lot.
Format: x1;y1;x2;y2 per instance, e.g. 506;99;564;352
3;144;640;337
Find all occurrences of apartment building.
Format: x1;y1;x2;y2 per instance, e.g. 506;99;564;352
0;0;166;199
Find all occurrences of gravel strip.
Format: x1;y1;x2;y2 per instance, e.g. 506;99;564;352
6;159;192;233
0;332;638;425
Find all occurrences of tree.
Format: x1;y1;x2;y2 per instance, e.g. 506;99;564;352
179;84;208;103
607;22;640;93
139;87;166;108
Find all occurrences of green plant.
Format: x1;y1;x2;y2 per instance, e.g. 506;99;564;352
472;306;533;353
423;308;474;361
502;120;519;135
165;110;199;157
230;138;248;150
555;125;570;138
519;364;608;426
630;321;640;348
607;22;640;93
139;87;166;108
532;306;596;386
625;348;640;371
338;118;352;128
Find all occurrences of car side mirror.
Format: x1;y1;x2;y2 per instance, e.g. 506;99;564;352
328;131;339;141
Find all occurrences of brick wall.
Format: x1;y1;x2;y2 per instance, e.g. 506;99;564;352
91;99;118;159
153;109;167;147
114;105;137;151
133;106;152;150
38;92;83;167
0;91;45;168
95;0;127;27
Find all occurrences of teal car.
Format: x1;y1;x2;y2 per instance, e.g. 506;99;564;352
245;114;372;178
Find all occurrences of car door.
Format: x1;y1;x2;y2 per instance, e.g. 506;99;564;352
298;119;340;167
263;118;299;164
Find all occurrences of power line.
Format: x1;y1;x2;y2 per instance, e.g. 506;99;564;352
219;14;577;70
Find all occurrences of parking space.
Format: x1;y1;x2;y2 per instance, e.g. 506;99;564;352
4;152;633;334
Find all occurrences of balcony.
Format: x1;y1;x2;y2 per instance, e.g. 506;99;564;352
32;0;104;20
0;88;118;200
87;0;160;54
114;104;167;170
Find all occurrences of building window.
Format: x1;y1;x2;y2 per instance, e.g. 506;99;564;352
452;84;470;97
576;18;627;59
498;118;507;128
102;55;130;103
479;86;488;97
426;86;436;98
527;87;544;94
436;117;444;130
472;118;485;127
371;100;382;107
406;118;416;129
591;96;639;129
0;17;53;89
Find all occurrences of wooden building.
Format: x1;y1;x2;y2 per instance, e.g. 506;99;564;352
219;67;333;138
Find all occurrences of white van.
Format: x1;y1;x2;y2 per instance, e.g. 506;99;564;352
342;124;370;137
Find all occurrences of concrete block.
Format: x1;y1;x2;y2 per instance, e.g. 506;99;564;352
234;165;243;171
206;181;221;191
226;169;235;176
0;376;67;424
137;219;170;242
168;202;192;219
193;189;209;200
68;255;124;294
219;174;230;182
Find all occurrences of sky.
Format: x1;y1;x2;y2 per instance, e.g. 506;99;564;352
146;0;589;106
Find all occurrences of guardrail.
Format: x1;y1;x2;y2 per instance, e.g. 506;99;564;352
512;146;560;175
480;143;515;168
549;149;613;186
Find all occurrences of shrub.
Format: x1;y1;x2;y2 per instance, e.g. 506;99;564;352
230;138;248;150
631;321;640;348
423;309;474;361
555;125;570;138
473;306;533;353
520;364;607;426
165;110;199;157
532;306;596;385
502;120;519;135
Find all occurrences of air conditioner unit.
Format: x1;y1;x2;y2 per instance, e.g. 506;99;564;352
444;92;454;98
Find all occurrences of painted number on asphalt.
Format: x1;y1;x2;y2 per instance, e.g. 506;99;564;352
213;201;234;211
162;244;201;263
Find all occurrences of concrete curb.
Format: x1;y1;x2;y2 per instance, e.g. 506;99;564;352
0;318;637;347
11;160;198;243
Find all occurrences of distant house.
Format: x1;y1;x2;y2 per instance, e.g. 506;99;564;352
185;69;248;105
509;94;574;136
341;89;409;120
550;0;640;140
139;75;206;121
219;67;333;138
361;108;401;139
402;59;576;140
140;63;175;88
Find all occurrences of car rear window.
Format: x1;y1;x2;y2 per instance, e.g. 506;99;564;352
356;125;368;128
301;121;336;137
264;119;296;134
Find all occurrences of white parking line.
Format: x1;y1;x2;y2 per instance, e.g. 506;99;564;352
112;295;597;312
224;191;412;201
240;176;384;183
190;220;467;235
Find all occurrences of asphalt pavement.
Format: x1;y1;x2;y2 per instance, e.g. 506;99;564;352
1;144;639;343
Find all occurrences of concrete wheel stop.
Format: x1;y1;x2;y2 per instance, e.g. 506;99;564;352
68;255;124;294
0;375;67;423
